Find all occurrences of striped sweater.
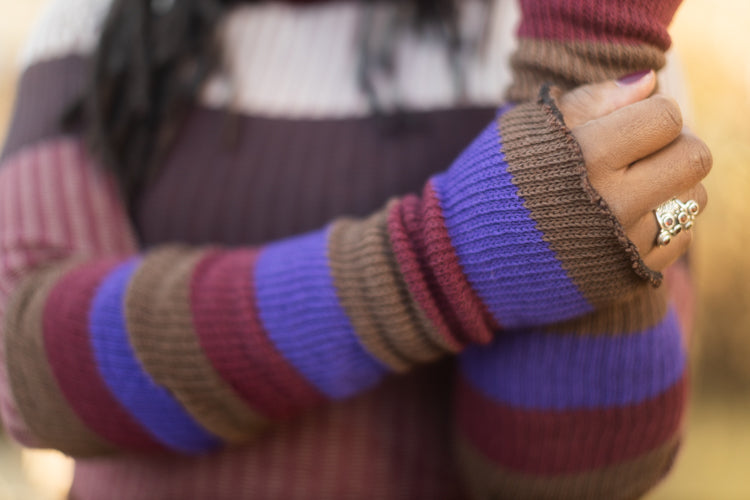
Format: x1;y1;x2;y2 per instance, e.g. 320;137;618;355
0;0;690;498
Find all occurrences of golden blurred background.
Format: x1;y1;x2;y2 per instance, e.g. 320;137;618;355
0;0;749;499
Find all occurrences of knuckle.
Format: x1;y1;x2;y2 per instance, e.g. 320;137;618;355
575;84;598;104
654;95;683;132
561;84;607;127
574;124;607;165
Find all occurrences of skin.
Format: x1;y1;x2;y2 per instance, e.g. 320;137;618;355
555;70;711;271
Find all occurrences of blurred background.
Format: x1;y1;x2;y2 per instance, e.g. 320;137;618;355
0;0;749;498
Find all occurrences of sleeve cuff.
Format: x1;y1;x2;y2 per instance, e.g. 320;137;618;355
499;85;662;307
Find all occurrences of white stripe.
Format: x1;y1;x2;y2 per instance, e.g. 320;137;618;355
204;0;519;117
19;0;113;68
21;0;518;118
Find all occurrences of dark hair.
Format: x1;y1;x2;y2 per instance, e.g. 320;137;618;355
69;0;463;207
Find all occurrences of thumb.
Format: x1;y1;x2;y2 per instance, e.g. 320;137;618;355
557;70;657;129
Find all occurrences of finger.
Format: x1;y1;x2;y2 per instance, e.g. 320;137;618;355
630;182;708;252
631;183;708;270
643;222;692;271
557;70;657;129
574;94;683;174
608;134;713;226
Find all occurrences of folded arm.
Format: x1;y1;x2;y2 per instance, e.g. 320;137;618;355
450;0;693;498
0;86;653;456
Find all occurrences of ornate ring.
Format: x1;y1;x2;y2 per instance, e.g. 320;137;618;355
655;198;700;246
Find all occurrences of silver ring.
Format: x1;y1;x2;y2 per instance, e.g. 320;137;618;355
655;198;700;246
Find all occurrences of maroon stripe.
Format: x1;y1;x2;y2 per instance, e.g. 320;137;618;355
43;260;165;452
386;194;462;353
516;0;679;49
76;143;105;253
51;145;75;262
457;433;681;500
138;107;495;247
191;249;325;419
456;373;687;474
420;181;497;344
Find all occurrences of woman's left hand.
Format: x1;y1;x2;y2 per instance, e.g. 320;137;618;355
554;71;711;271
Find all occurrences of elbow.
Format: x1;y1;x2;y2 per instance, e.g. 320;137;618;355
455;306;688;499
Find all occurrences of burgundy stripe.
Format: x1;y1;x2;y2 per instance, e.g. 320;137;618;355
27;151;47;247
386;194;462;352
0;152;25;294
138;107;495;247
517;0;679;49
420;181;496;344
191;249;325;419
76;144;104;253
456;373;687;474
54;144;76;258
43;260;165;451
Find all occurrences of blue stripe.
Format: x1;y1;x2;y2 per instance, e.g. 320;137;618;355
460;308;686;409
254;227;388;399
432;117;592;327
89;259;221;453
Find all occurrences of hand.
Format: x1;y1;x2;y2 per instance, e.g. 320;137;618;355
555;71;711;271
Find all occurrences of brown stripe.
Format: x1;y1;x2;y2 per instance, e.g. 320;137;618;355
124;247;267;443
457;434;680;500
545;285;669;336
328;203;451;372
506;39;666;103
4;264;115;456
499;89;660;308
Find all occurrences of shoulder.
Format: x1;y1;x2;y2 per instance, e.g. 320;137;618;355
19;0;113;71
1;0;112;162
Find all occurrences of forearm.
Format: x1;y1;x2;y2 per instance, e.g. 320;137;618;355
0;91;655;456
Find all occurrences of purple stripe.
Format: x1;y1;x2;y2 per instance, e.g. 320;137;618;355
89;259;221;453
254;227;388;399
460;308;686;409
431;118;592;327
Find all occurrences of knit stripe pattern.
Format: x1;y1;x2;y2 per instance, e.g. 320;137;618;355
0;0;689;498
0;89;658;455
451;1;689;496
455;308;688;499
507;0;683;101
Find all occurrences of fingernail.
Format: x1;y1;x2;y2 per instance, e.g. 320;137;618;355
616;69;652;86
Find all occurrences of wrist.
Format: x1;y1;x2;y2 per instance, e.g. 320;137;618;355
431;87;659;329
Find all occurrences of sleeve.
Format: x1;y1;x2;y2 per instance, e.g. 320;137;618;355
506;0;683;102
454;285;689;499
451;0;689;498
0;87;654;457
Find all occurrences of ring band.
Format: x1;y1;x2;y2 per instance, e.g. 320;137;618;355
655;198;700;246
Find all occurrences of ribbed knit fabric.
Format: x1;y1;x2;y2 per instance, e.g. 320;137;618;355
0;0;690;498
507;0;682;101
